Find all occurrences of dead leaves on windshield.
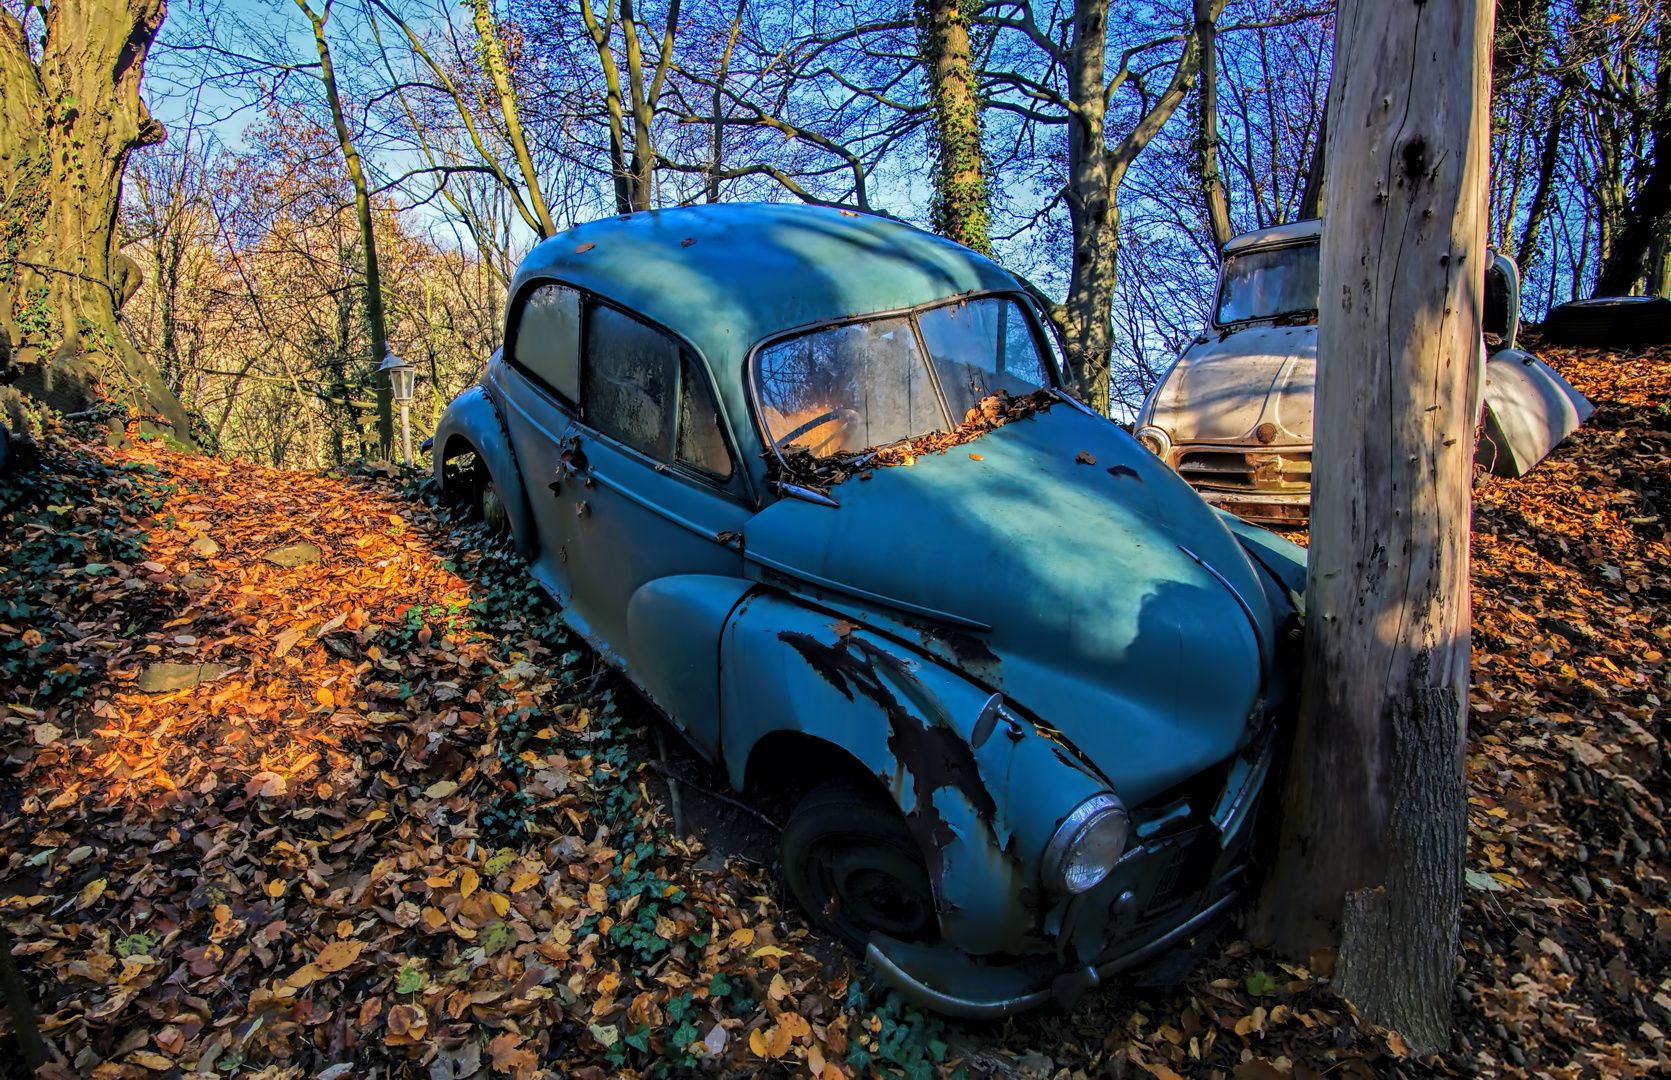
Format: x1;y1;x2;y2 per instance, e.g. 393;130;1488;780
769;387;1057;493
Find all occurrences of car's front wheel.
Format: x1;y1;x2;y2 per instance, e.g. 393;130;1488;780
779;778;938;951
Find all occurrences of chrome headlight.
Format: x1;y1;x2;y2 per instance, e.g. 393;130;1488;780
1134;426;1171;459
1042;793;1130;894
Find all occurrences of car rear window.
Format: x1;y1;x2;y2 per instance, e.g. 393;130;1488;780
584;303;677;461
676;354;733;479
512;284;582;401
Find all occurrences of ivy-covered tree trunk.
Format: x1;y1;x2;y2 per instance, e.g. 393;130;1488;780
0;0;195;448
918;0;990;254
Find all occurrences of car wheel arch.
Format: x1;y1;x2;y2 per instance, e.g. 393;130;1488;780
431;386;538;559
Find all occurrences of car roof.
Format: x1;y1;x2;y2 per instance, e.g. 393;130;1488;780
1222;218;1322;255
509;203;1021;374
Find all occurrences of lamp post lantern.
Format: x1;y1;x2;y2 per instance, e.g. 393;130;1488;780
378;352;417;465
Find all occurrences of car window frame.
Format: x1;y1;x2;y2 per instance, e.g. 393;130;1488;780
1210;239;1321;330
743;290;1063;481
504;277;749;501
505;279;584;406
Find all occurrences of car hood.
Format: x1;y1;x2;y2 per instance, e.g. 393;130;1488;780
1143;324;1316;444
742;405;1278;804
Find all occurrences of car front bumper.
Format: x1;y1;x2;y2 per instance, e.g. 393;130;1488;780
863;734;1275;1017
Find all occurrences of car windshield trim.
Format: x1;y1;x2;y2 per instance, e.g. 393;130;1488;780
745;291;1061;475
1212;240;1321;328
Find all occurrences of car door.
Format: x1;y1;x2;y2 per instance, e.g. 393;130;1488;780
554;299;752;740
493;282;583;603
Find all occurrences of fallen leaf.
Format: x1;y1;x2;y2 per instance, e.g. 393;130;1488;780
316;939;364;973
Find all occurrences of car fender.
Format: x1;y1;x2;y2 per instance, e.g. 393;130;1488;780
720;589;1109;956
432;382;538;560
627;574;756;762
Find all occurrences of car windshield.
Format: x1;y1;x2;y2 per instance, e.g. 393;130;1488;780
754;296;1053;457
1217;243;1320;324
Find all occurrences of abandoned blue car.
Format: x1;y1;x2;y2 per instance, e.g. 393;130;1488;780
430;203;1305;1016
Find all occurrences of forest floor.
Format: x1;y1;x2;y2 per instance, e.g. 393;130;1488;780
0;339;1668;1080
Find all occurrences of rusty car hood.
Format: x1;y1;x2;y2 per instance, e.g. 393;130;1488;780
741;406;1278;804
1142;324;1317;444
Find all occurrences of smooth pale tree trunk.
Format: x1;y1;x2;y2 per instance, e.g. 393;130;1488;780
471;0;556;236
0;0;195;448
1252;0;1491;1054
919;0;991;254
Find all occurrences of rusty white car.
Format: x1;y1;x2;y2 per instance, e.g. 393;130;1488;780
1132;219;1593;525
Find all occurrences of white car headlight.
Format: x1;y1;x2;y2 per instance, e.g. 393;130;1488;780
1042;793;1130;894
1134;426;1171;459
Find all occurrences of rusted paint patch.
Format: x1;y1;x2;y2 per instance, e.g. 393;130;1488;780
777;630;998;861
914;623;1001;671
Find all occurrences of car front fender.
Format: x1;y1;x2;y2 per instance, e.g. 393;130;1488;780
719;590;1110;956
432;384;538;560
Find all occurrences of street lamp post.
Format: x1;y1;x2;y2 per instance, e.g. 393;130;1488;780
378;352;417;465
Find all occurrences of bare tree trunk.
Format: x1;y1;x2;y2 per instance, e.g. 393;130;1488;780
1516;79;1573;275
708;0;747;203
1595;15;1669;297
1251;0;1490;1054
1060;0;1222;413
580;0;634;213
919;0;991;254
298;0;393;456
470;0;557;236
0;0;196;447
1194;0;1232;251
1299;106;1326;219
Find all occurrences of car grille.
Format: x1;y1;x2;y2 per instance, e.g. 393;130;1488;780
1175;450;1311;493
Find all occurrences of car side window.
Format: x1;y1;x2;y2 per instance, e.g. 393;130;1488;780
677;354;734;479
512;283;581;402
583;302;677;461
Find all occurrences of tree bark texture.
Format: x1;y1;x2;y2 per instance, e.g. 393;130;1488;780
300;0;393;455
1594;16;1669;297
1299;106;1326;220
1515;79;1573;274
471;0;556;236
0;0;195;446
1194;0;1232;251
918;0;991;255
1250;0;1490;1054
1060;0;1221;414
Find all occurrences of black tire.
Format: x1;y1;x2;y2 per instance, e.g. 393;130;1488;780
779;778;938;951
444;447;508;537
1541;296;1671;348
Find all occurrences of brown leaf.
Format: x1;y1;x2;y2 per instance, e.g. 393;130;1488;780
315;939;364;973
1075;450;1097;465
